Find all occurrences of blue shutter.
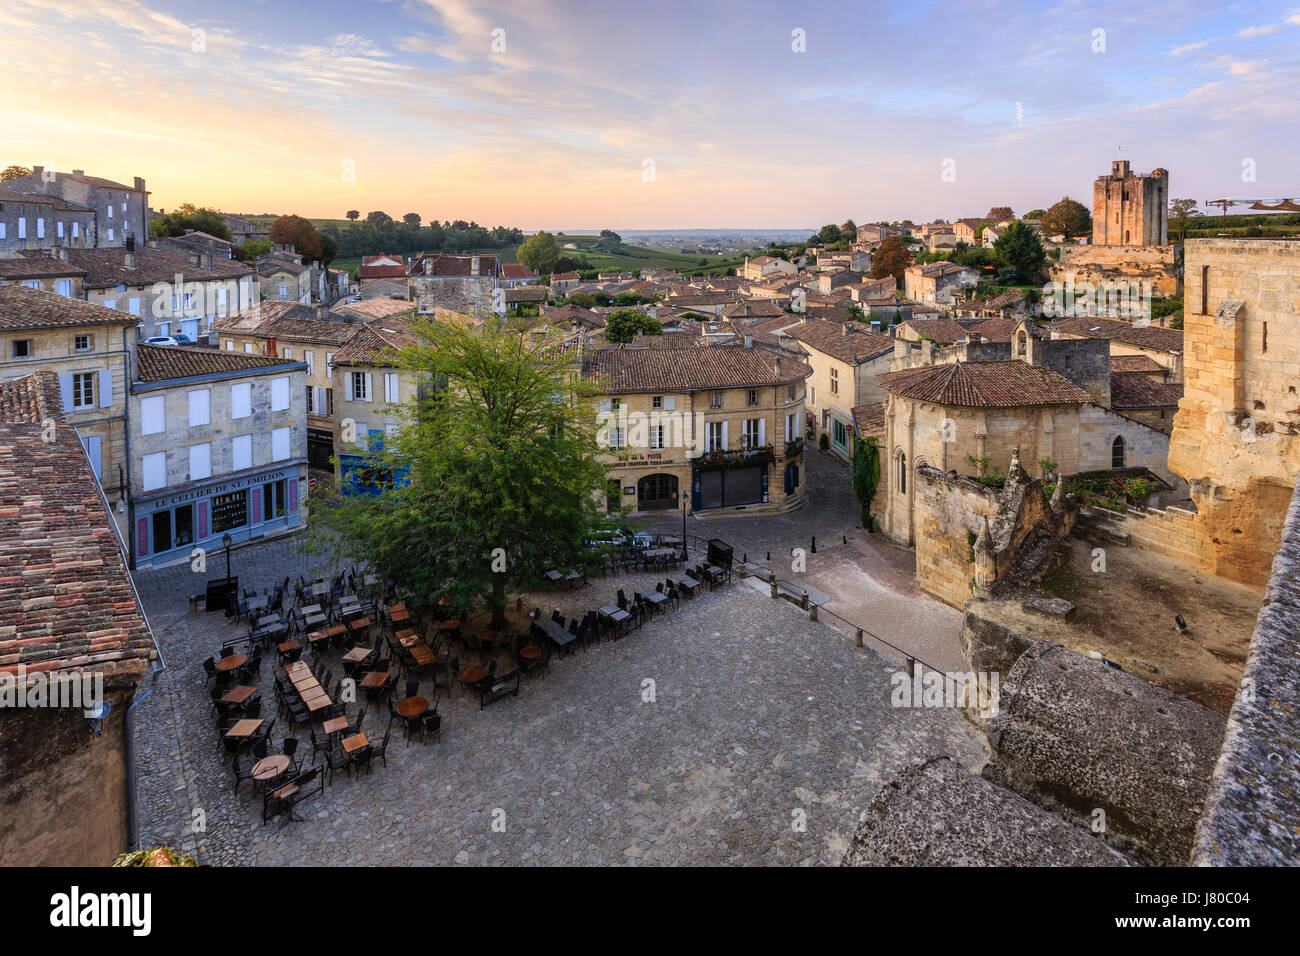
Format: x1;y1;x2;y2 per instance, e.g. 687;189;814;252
98;369;113;408
58;374;74;412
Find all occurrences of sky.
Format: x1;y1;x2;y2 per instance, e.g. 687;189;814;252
2;0;1298;229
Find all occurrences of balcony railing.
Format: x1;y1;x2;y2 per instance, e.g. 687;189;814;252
784;437;804;459
696;444;774;470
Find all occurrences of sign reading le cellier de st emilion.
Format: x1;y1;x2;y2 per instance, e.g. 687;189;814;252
147;468;296;511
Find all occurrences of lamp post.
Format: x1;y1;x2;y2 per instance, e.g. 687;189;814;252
681;490;689;562
222;532;233;581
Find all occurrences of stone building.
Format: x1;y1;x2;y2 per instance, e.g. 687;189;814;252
0;249;87;297
3;167;150;249
0;371;154;865
0;284;137;511
777;318;896;461
0;186;97;253
1163;238;1300;588
254;251;312;304
583;344;811;514
903;261;978;305
128;345;307;569
408;253;501;315
1092;160;1168;246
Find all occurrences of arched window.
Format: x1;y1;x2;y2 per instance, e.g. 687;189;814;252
1016;331;1027;357
898;452;907;494
1111;436;1126;469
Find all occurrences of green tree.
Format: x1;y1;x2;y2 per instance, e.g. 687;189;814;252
309;321;611;630
986;206;1013;222
1169;198;1200;242
1;165;31;182
149;206;231;241
840;219;858;243
346;210;360;221
567;292;596;309
1041;197;1092;241
850;437;881;530
604;309;662;344
871;235;913;284
1024;208;1046;220
992;221;1047;282
269;214;324;261
517;231;561;274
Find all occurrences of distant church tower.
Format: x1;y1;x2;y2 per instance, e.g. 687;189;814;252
1092;160;1168;246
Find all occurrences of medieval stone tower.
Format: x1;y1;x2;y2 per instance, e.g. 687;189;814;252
1092;160;1168;246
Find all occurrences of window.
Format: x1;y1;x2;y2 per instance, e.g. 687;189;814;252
325;388;334;417
56;279;72;297
709;391;723;409
17;217;25;239
1112;436;1126;469
833;417;848;450
188;388;210;427
189;442;211;480
350;371;371;402
210;489;248;534
244;343;253;353
277;284;288;299
652;395;663;409
102;299;115;310
216;386;249;429
270;376;290;411
649;424;665;450
352;421;368;447
743;418;761;448
106;205;113;219
787;384;795;402
140;395;165;435
72;372;95;409
225;340;234;351
128;297;141;316
747;389;758;406
326;352;335;375
384;372;399;404
1200;265;1209;315
306;385;315;414
898;452;907;495
107;228;114;242
72;222;79;239
830;368;839;395
809;386;817;407
12;339;31;358
271;426;291;462
281;347;292;361
142;451;167;491
304;350;314;376
36;218;44;239
0;223;5;239
707;421;725;451
262;479;287;521
609;426;626;449
232;434;252;471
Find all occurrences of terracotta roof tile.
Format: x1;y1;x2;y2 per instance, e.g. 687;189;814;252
1110;373;1184;409
877;360;1092;407
68;247;251;287
134;343;299;382
584;347;810;394
0;283;134;331
780;319;895;364
1049;316;1184;353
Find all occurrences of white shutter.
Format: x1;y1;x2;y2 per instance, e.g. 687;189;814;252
345;374;354;401
189;443;211;480
721;421;729;449
188;388;210;426
598;398;611;413
663;395;675;410
758;417;765;446
141;395;165;435
58;374;73;413
80;435;102;479
364;373;373;403
231;434;252;471
271;376;289;411
313;387;326;415
98;369;113;408
271;426;290;462
230;382;251;419
142;451;166;491
384;373;399;403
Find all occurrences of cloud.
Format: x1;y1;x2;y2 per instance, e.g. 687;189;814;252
1169;40;1209;55
1237;24;1281;37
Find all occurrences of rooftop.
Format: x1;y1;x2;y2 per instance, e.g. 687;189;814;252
0;283;134;332
134;343;301;383
584;346;811;394
877;360;1093;407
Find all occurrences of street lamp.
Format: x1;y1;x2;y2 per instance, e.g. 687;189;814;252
681;490;689;562
222;532;233;581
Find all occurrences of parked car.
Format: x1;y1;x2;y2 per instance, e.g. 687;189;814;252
144;336;181;346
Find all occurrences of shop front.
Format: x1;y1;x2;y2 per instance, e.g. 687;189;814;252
133;464;306;569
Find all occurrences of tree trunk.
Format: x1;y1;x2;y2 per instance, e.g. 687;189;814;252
490;576;507;631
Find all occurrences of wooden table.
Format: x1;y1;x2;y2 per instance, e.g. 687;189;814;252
360;671;390;690
307;629;329;649
301;603;323;616
438;619;459;635
458;665;488;684
397;696;428;718
252;754;291;781
409;644;435;667
323;716;349;735
396;629;419;647
520;646;541;661
215;653;247;672
278;639;301;655
222;685;257;704
348;616;371;634
342;646;373;664
342;732;370;755
225;718;264;739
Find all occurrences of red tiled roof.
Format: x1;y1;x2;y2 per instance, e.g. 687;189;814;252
135;344;300;383
68;247;252;287
501;263;539;279
331;319;417;368
359;254;407;279
0;254;86;279
584;347;811;394
1110;373;1183;409
852;402;886;436
898;317;975;345
409;253;501;277
0;372;153;683
1049;316;1184;353
876;360;1092;407
1109;354;1163;373
0;283;134;331
781;319;895;364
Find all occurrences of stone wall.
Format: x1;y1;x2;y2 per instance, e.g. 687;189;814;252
1051;243;1179;296
1193;479;1300;864
983;641;1226;865
409;275;498;316
911;467;997;608
1166;239;1300;588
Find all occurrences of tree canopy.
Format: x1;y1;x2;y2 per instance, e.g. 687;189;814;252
270;214;324;262
309;321;612;629
604;309;662;344
1041;197;1092;241
149;206;231;241
1169;198;1200;241
1;165;31;182
871;236;913;284
991;221;1047;282
517;231;561;274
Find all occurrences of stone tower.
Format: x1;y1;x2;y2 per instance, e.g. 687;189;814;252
1092;160;1168;247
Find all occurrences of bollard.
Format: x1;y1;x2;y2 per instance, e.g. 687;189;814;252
809;604;818;622
855;628;863;648
800;591;809;611
906;656;916;678
766;551;771;562
843;535;847;545
811;536;817;554
770;578;778;599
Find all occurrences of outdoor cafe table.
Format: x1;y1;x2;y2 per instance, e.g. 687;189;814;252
359;671;390;691
221;685;257;705
225;718;264;740
458;664;488;684
342;646;373;665
520;645;541;661
277;638;301;656
342;732;370;755
247;595;267;613
644;590;669;609
252;754;291;782
396;629;420;647
215;653;247;673
532;616;576;650
396;696;428;718
705;564;731;585
257;614;281;628
599;604;631;628
408;644;436;667
323;716;349;735
306;629;330;650
678;576;699;597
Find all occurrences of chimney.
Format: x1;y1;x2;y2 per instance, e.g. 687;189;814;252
969;332;982;344
424;258;433;275
316;305;328;322
842;321;855;336
134;176;146;192
774;356;781;374
31;165;42;178
189;253;200;266
53;246;68;261
72;169;84;177
124;251;136;269
921;339;934;365
744;335;753;349
471;255;480;276
266;336;277;357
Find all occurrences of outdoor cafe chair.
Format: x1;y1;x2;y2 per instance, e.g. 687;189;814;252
421;709;441;744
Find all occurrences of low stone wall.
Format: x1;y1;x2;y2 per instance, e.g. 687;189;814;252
842;754;1129;866
912;467;997;608
983;642;1226;866
1193;479;1300;865
1087;502;1214;571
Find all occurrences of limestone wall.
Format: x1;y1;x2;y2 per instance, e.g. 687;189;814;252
912;467;997;607
1052;244;1179;296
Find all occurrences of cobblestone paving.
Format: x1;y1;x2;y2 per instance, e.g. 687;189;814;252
132;450;985;865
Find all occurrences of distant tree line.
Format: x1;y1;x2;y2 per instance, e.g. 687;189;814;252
322;213;525;258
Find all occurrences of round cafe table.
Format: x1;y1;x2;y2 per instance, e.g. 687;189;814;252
215;653;247;672
397;696;429;718
459;665;488;684
251;754;291;782
520;646;541;661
